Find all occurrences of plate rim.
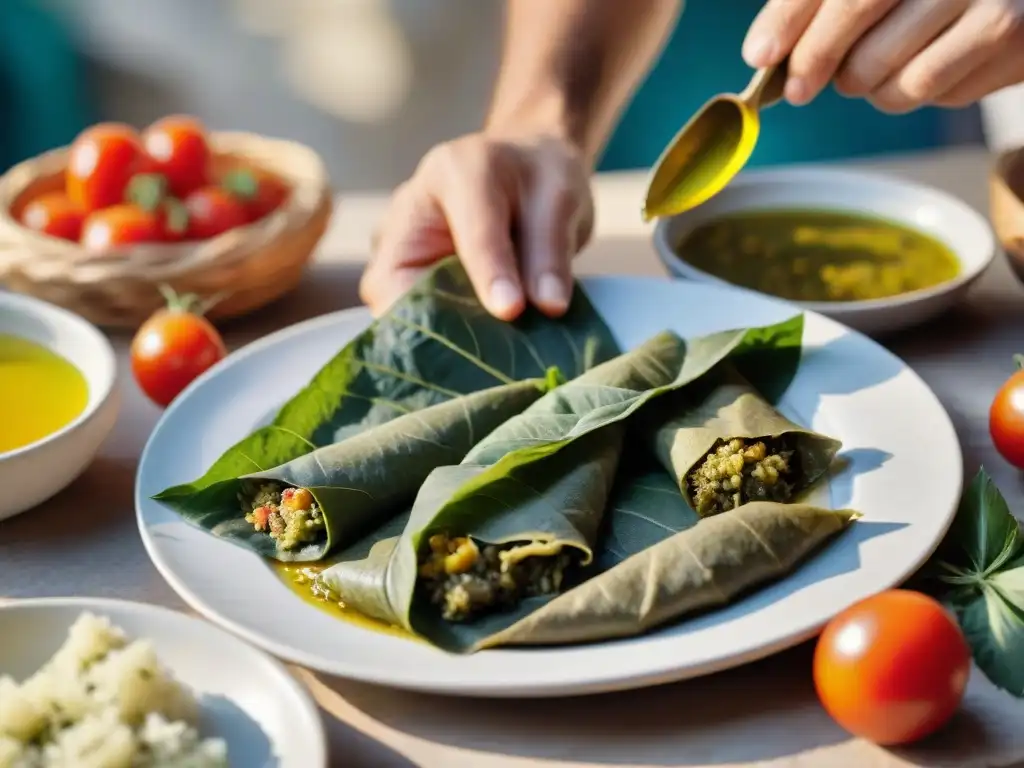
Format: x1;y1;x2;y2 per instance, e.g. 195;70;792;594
0;596;329;764
136;275;963;698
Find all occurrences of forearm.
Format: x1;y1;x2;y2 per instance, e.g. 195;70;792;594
484;0;683;166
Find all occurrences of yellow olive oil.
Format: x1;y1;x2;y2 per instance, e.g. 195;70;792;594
0;334;89;453
272;562;416;641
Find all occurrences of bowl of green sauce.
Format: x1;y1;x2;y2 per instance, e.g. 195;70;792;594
0;291;118;520
652;167;996;336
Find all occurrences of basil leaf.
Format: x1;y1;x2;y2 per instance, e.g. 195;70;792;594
936;468;1023;580
954;578;1024;696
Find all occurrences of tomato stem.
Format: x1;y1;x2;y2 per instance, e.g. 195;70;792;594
1014;354;1024;371
221;168;259;201
126;173;170;212
156;283;226;317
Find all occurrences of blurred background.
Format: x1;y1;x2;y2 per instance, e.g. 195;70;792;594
4;0;1024;190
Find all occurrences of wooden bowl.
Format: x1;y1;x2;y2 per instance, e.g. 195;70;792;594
0;132;333;328
991;146;1024;284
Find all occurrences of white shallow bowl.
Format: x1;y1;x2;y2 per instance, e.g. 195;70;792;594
652;166;997;336
0;292;119;521
0;598;327;768
137;277;963;698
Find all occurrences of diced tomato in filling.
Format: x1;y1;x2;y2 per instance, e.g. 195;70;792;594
250;505;272;531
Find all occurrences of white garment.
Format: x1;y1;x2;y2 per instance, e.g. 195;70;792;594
981;84;1024;152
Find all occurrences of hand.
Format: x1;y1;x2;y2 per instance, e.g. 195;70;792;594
743;0;1024;113
360;133;594;320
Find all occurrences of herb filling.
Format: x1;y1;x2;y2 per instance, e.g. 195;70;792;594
418;534;573;622
242;482;326;550
687;437;796;517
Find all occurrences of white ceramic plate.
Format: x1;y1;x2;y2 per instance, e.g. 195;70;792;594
0;598;327;767
651;166;997;337
136;277;962;698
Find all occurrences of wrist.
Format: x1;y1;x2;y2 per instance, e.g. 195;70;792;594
484;85;593;165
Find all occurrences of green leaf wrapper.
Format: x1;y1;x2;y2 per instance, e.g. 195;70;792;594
645;365;842;516
171;379;550;561
153;257;619;559
320;316;842;652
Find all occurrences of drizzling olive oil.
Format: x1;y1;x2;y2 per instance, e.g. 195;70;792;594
0;334;88;453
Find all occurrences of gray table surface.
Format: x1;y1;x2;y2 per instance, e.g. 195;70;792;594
3;145;1024;768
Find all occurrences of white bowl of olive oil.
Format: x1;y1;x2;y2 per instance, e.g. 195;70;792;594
0;291;118;521
652;166;997;336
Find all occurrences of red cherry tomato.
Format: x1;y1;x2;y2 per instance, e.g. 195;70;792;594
991;367;1024;469
66;123;145;211
80;205;164;251
19;192;85;241
222;168;290;222
184;186;249;239
131;291;227;407
814;590;970;746
142;115;210;198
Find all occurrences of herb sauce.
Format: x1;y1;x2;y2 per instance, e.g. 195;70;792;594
676;209;960;302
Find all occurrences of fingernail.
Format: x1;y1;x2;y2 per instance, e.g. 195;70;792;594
489;278;522;315
536;272;568;310
743;34;776;68
785;77;811;105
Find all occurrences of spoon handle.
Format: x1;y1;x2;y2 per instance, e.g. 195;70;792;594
740;59;788;110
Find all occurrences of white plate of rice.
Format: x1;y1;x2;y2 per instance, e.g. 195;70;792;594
0;598;326;768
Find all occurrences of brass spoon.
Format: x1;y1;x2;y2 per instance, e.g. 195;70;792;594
642;61;788;221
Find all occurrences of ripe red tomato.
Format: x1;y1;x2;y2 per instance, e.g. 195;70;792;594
221;168;290;222
131;291;227;407
142;115;210;198
814;590;970;746
80;205;164;252
991;366;1024;469
66;123;145;211
19;192;85;241
184;186;249;239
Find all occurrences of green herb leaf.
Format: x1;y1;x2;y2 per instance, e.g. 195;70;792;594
937;468;1023;580
954;578;1024;696
929;468;1024;696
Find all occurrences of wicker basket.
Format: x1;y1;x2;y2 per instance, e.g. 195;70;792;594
0;131;333;328
991;146;1024;285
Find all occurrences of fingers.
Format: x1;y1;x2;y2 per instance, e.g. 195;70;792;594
360;184;452;316
743;0;822;69
869;2;1021;113
427;142;526;321
933;37;1024;107
517;141;592;317
784;0;902;105
835;0;968;97
360;138;525;321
